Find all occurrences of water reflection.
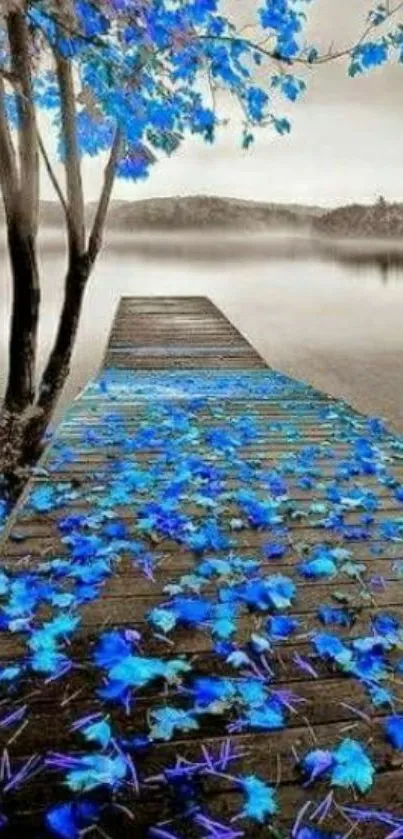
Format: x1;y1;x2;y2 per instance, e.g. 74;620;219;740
101;232;403;283
1;229;403;431
313;237;403;285
2;227;403;281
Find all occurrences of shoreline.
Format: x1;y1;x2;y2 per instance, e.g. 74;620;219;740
1;228;403;263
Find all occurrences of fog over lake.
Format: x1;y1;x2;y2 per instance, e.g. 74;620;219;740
1;230;403;432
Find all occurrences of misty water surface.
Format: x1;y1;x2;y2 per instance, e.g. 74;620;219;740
1;230;403;432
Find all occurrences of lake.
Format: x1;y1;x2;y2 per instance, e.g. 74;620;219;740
1;229;403;432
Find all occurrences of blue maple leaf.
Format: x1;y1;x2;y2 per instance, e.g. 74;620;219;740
79;718;112;750
149;706;199;740
299;555;337;579
239;775;277;822
267;615;299;639
65;754;128;792
46;802;99;839
385;716;403;750
331;739;375;793
302;748;334;783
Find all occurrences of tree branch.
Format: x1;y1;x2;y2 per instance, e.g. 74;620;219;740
87;125;122;265
0;75;19;220
0;65;20;87
7;10;39;236
54;51;86;258
36;126;69;223
194;1;403;67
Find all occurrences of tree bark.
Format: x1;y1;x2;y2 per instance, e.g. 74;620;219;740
55;52;86;259
1;11;41;413
4;220;40;411
88;126;122;262
7;10;39;237
0;255;89;505
36;256;90;418
0;77;19;219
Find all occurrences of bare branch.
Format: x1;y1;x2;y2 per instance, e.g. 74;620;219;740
36;127;69;222
55;51;86;258
87;125;122;265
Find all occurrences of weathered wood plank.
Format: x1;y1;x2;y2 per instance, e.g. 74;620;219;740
1;297;403;838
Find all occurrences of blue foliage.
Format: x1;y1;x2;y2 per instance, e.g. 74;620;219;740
351;40;389;74
0;0;321;188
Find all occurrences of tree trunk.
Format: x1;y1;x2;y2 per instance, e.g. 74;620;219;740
37;256;90;417
6;254;92;478
0;257;90;505
4;219;40;412
0;408;39;505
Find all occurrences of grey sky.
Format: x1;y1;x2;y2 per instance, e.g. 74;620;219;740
42;0;403;206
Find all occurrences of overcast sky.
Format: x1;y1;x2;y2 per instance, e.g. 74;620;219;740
42;0;403;207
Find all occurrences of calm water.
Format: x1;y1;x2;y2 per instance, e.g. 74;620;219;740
1;230;403;431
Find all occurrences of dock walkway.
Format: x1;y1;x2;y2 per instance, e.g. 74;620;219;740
1;297;403;838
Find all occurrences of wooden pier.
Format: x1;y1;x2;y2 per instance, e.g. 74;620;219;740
104;296;266;369
1;297;403;838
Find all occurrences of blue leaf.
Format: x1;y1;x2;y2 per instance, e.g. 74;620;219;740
80;718;112;749
149;706;199;741
93;631;132;669
46;802;99;839
267;615;299;639
302;748;334;783
147;607;177;633
239;775;277;822
312;634;353;668
317;605;353;627
29;486;56;513
385;716;403;750
331;739;375;793
46;804;80;839
244;698;285;730
65;754;128;792
295;828;342;839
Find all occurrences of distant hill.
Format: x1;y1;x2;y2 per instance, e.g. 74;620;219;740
315;199;403;239
101;196;323;231
0;195;325;231
2;195;403;237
